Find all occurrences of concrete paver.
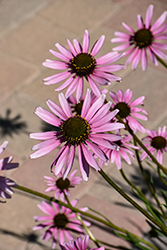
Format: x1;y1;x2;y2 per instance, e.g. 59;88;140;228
0;0;167;249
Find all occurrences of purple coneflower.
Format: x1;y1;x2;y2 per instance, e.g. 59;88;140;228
60;235;104;250
140;126;167;164
111;5;167;70
30;90;124;181
0;141;19;200
44;169;82;201
99;133;138;170
109;89;147;133
43;29;125;101
33;199;90;249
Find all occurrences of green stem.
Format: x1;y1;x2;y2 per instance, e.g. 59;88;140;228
156;55;167;69
133;138;167;218
98;169;167;235
15;185;158;250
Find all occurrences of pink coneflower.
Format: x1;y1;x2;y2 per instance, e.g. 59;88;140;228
44;169;82;201
99;133;138;170
33;199;90;249
109;89;147;133
0;141;19;200
111;5;167;70
140;126;167;164
30;90;124;181
43;29;125;101
60;235;105;250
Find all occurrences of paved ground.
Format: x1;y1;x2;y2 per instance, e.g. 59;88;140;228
0;0;167;249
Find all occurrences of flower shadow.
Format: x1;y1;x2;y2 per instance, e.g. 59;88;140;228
0;109;28;137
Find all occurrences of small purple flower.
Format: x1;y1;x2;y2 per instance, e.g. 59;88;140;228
109;89;147;133
30;90;124;181
60;235;105;250
0;141;19;200
44;169;82;201
33;199;90;249
111;5;167;70
43;29;125;102
140;126;167;164
99;133;138;170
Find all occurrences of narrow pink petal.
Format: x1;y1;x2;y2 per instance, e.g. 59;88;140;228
49;49;69;61
46;99;67;120
153;23;167;35
122;22;134;34
89;134;120;150
67;39;77;56
91;74;110;85
137;15;144;29
82;30;90;53
132;112;148;120
145;5;154;29
120;150;131;165
81;89;91;118
76;77;84;102
132;49;142;70
117;89;124;102
44;72;71;85
54;76;74;92
151;11;167;31
30;141;60;159
73;39;82;53
81;143;100;171
0;141;8;154
112;43;131;51
91;109;119;127
126;48;139;66
109;91;119;103
65;77;80;98
92;122;125;132
89;101;111;124
59;93;73;117
63;146;75;179
38;201;55;215
96;52;120;64
55;43;73;59
151;45;167;60
87;76;101;97
152;42;167;50
42;60;68;70
86;140;107;162
96;64;126;72
123;89;132;103
78;145;89;181
141;49;148;71
35;107;61;127
91;35;105;56
32;138;60;151
147;47;158;65
157;150;163;164
111;37;129;43
53;145;70;175
114;31;131;38
93;70;121;82
84;94;105;121
129;96;145;107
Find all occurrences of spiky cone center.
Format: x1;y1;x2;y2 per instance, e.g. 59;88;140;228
70;53;96;77
151;136;167;150
61;115;90;145
114;102;131;119
56;177;70;191
133;28;153;48
53;213;69;228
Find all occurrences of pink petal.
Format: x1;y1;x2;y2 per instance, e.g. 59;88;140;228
87;76;101;97
82;30;90;53
67;39;77;56
73;39;82;53
42;60;68;70
145;5;154;29
35;107;61;127
76;77;84;102
81;89;91;118
91;35;105;56
137;15;144;29
63;146;75;179
65;77;80;98
122;22;134;34
55;43;73;59
59;93;73;117
81;143;100;171
54;76;74;92
49;49;69;61
44;72;71;85
46;99;67;120
141;48;148;71
78;145;89;181
151;11;167;31
84;94;105;121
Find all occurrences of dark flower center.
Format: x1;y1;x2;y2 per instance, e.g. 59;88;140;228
114;102;131;118
61;115;90;145
70;53;96;77
73;101;83;116
53;213;69;228
56;177;70;191
114;140;122;147
151;136;167;150
133;28;153;48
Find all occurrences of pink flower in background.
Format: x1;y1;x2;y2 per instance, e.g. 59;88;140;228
33;199;90;249
140;126;167;164
60;235;105;250
109;89;147;133
0;141;19;200
30;90;124;181
44;169;82;201
99;133;138;170
111;5;167;70
43;29;125;102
